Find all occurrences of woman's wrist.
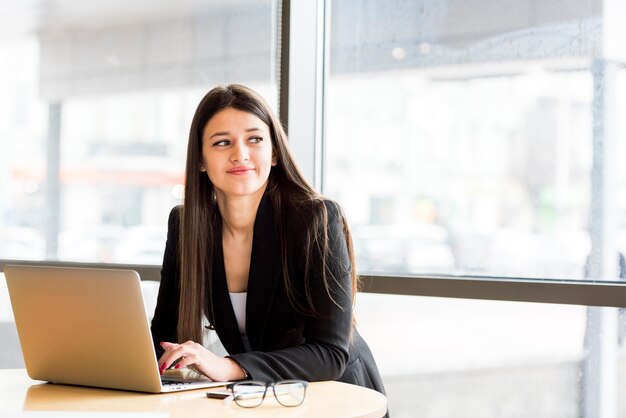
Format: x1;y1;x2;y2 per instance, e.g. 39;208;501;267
225;357;248;380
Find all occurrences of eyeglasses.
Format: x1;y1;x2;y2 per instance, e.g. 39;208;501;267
224;380;308;408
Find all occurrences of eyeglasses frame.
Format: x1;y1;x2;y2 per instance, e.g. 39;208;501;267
226;379;309;408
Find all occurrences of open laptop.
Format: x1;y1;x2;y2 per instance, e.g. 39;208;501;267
4;264;229;393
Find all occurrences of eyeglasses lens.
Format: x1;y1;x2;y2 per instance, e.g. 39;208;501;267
274;381;306;407
232;382;266;408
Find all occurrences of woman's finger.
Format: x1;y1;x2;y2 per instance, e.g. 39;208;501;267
160;341;178;350
171;344;204;369
173;355;192;369
158;342;201;373
158;344;184;374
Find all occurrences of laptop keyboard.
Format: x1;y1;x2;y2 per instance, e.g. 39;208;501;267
162;379;196;387
162;376;215;385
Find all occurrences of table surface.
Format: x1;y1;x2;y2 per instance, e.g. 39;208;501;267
0;369;387;418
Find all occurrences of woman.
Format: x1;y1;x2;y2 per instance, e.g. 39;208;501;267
151;84;385;395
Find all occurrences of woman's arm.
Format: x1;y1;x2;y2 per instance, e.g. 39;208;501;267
150;206;182;358
151;206;247;381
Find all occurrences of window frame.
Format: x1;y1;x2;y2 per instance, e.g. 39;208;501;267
3;258;626;308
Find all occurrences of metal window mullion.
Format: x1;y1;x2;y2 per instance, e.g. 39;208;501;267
277;0;290;128
582;58;620;418
5;259;626;308
359;274;626;308
45;103;62;260
284;0;326;189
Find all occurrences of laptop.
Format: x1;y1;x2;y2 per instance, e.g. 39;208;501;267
4;264;229;393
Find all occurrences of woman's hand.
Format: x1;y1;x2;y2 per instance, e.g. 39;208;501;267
158;341;246;382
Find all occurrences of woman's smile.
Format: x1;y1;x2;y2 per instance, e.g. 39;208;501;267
226;166;255;175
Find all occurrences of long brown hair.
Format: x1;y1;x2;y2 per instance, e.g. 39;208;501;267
178;84;358;343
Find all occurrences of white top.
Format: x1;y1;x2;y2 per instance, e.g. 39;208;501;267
229;292;252;352
229;292;247;334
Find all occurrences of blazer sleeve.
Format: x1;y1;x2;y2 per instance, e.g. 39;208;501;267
230;201;353;382
150;206;182;359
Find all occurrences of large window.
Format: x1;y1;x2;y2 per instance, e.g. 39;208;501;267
0;0;278;263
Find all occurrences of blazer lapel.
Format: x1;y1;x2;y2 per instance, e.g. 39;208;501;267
245;193;281;350
211;232;246;355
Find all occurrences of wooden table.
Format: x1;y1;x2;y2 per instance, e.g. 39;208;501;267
0;369;387;417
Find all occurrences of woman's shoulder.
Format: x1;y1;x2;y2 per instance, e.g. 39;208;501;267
321;198;343;220
168;204;183;218
167;205;183;229
169;205;183;213
305;197;343;221
284;196;344;232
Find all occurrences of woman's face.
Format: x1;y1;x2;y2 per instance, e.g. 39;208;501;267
201;107;276;199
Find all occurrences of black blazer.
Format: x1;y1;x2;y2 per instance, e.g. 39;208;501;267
151;193;386;396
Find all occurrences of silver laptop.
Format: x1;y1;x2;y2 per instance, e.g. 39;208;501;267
4;264;228;393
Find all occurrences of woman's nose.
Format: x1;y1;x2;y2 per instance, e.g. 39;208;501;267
230;140;249;162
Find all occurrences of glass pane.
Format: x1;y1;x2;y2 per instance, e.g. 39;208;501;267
355;293;626;418
326;0;626;280
0;0;278;263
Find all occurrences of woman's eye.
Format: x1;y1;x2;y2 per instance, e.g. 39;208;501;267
213;139;230;146
249;136;263;143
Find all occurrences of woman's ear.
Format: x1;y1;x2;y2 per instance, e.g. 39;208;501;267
200;162;206;172
271;153;278;166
